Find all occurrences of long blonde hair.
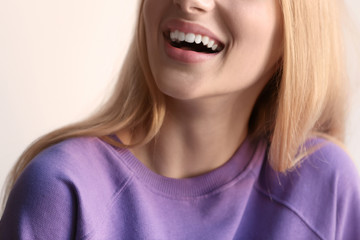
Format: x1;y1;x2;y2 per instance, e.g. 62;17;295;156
1;0;348;210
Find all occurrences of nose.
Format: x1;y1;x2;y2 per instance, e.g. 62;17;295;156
173;0;215;14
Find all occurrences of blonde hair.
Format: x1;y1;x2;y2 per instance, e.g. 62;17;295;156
1;0;348;210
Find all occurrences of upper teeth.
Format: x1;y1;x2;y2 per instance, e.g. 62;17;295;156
170;30;221;51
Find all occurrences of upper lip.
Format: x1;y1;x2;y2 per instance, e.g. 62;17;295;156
162;19;225;46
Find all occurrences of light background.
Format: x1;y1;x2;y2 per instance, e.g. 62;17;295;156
0;0;359;191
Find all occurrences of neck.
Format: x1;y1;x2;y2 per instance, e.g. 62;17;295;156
131;91;258;179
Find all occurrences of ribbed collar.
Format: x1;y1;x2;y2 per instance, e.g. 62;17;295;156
103;136;267;198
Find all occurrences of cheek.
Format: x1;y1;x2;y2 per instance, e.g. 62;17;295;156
223;1;283;82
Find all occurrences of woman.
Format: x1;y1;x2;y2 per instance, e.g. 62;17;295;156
1;0;359;239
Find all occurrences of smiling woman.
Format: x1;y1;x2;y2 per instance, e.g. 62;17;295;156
0;0;359;239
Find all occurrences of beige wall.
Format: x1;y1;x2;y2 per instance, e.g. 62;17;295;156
0;0;359;190
0;0;138;188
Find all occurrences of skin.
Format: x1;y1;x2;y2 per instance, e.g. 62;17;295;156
126;0;283;178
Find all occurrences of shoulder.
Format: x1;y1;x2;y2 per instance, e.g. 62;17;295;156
255;137;360;239
301;138;358;179
4;136;134;204
35;136;117;165
291;137;360;199
283;137;359;187
19;136;134;203
257;137;360;192
26;136;132;180
258;137;359;195
0;136;134;238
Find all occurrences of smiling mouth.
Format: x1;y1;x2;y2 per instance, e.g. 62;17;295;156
164;30;225;54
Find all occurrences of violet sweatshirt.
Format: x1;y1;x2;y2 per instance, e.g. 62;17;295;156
1;136;360;239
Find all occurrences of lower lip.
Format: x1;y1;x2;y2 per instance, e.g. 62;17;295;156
164;40;219;64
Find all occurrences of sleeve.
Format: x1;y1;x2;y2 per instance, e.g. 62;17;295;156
0;152;78;240
335;159;360;239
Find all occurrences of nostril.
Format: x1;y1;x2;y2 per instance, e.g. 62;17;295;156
174;2;182;10
190;6;207;14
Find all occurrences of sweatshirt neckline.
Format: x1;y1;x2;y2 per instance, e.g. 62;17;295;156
103;136;267;198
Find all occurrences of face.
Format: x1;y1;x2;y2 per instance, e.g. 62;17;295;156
142;0;283;100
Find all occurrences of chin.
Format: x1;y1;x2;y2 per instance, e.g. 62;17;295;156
156;83;201;101
153;73;205;100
